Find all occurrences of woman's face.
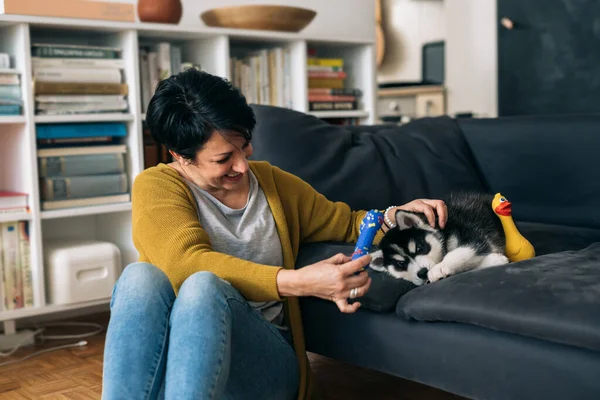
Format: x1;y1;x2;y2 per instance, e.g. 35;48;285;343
176;131;254;194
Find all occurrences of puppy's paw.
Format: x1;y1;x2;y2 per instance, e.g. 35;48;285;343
427;265;450;282
480;253;510;268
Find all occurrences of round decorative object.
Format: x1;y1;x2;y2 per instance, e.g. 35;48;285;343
200;5;317;33
138;0;183;24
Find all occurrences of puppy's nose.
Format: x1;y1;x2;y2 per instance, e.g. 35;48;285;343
417;268;429;280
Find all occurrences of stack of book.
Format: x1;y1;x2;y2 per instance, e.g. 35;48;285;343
307;53;362;112
31;43;128;115
139;41;201;113
0;53;22;116
36;122;130;210
229;47;292;108
0;220;33;311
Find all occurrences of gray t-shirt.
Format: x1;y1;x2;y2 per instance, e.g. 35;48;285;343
184;170;286;329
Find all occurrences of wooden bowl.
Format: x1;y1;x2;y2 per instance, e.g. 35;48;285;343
200;5;317;33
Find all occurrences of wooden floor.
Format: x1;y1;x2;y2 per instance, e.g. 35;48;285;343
0;312;464;399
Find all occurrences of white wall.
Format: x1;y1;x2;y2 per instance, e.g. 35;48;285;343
376;0;499;118
444;0;498;117
174;0;375;43
377;0;445;83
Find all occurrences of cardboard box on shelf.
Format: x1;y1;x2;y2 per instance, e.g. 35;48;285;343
0;0;135;22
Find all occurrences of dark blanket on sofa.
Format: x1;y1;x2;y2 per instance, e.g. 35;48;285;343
296;221;600;313
397;242;600;352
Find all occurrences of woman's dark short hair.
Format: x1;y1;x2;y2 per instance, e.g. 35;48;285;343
145;68;255;160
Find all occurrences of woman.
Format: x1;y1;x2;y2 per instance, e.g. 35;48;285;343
101;68;447;400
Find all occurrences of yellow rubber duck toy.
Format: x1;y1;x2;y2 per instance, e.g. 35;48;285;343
492;193;536;262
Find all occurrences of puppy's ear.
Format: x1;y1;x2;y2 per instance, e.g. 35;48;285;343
395;210;428;230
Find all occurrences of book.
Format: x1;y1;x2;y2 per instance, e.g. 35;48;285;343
308;78;345;89
32;57;125;69
36;122;128;139
35;100;128;115
0;53;10;69
0;191;28;210
0;104;21;115
41;193;130;210
40;173;129;201
31;43;122;59
308;100;358;111
1;221;21;309
33;67;122;84
18;221;33;308
38;145;127;177
37;136;115;148
307;58;344;68
0;84;22;100
307;71;347;79
33;81;129;95
0;72;20;85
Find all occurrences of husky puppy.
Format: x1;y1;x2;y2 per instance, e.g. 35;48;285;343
369;192;509;285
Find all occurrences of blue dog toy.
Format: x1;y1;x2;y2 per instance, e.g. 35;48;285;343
352;210;384;262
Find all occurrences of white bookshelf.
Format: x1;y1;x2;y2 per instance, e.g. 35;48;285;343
0;12;376;327
0;115;25;123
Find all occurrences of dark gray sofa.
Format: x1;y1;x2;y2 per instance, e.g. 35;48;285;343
249;105;600;400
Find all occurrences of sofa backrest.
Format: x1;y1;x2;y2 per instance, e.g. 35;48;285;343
249;105;486;212
458;115;600;229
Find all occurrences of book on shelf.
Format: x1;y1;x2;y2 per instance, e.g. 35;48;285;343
0;53;9;69
40;173;129;202
41;193;130;211
0;220;33;311
37;136;117;148
38;144;127;177
36;122;128;140
308;100;357;111
230;47;292;109
0;191;29;211
31;43;129;115
139;41;201;113
0;66;23;115
306;53;362;114
32;43;122;59
36;123;126;154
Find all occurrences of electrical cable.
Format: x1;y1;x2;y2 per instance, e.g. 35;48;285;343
0;321;105;367
0;341;88;367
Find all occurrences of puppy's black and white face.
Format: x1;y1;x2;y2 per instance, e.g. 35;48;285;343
370;210;445;285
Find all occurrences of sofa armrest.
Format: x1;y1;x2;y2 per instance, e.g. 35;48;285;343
458;115;600;229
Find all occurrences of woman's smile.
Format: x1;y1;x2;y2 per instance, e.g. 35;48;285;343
223;171;244;183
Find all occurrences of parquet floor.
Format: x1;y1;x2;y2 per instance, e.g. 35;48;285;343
0;312;463;399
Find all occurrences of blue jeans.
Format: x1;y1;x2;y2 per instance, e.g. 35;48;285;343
102;262;299;400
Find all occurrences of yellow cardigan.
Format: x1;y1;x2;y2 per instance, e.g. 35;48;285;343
131;161;381;400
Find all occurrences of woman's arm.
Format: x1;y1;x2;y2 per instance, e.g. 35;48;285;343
132;169;283;301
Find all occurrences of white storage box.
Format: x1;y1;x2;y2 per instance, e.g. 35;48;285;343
44;239;122;305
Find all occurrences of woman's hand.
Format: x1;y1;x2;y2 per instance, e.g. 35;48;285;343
277;253;372;313
382;199;447;232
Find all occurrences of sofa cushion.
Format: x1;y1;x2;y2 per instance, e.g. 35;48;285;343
458;115;600;230
396;242;600;352
518;221;600;256
250;105;486;211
